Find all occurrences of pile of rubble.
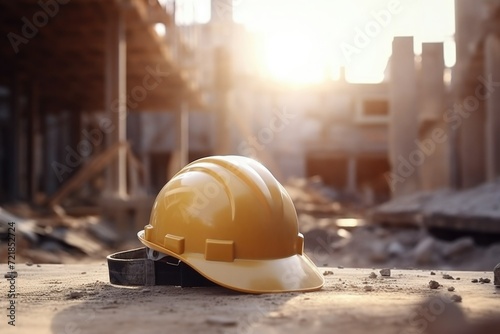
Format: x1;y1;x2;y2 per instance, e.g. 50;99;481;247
301;222;500;271
286;177;500;271
0;205;120;264
371;180;500;233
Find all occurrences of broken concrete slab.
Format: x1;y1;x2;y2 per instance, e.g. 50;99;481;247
371;180;500;233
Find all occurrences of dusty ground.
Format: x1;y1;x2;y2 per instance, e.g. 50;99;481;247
1;263;499;334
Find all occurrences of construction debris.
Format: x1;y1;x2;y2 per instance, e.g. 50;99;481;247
379;268;391;277
0;206;117;264
284;177;342;216
371;180;500;234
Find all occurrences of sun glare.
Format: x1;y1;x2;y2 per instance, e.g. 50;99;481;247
234;0;456;84
264;29;328;84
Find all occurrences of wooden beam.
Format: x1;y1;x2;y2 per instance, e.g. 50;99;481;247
47;141;127;208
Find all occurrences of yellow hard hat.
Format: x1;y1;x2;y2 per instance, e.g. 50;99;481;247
138;155;324;293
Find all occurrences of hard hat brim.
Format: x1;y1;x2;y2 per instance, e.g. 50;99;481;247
138;230;324;294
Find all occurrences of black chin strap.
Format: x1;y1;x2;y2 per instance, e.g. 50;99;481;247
107;247;215;287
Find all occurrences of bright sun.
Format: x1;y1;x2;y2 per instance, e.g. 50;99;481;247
239;0;360;84
264;29;329;84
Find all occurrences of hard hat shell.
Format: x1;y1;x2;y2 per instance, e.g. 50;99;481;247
138;155;324;293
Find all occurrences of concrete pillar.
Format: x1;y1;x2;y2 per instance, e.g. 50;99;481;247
167;103;190;179
105;7;127;197
419;43;451;190
388;37;419;197
485;34;500;181
213;46;231;155
179;102;189;168
346;157;357;194
454;0;487;188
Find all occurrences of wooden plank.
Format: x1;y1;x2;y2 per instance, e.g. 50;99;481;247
46;142;127;208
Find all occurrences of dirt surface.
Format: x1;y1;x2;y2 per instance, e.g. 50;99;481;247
1;263;499;334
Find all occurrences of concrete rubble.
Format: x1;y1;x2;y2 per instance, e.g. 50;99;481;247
371;180;500;233
0;205;118;264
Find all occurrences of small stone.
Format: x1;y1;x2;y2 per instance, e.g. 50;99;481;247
443;274;454;280
430;271;436;275
364;285;373;292
450;294;462;303
81;272;87;275
141;288;151;293
369;272;377;279
337;266;344;269
471;279;479;283
26;262;33;266
206;316;238;326
448;286;455;292
480;278;491;284
380;268;391;277
429;280;440;289
456;277;460;280
323;270;334;276
37;264;41;268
